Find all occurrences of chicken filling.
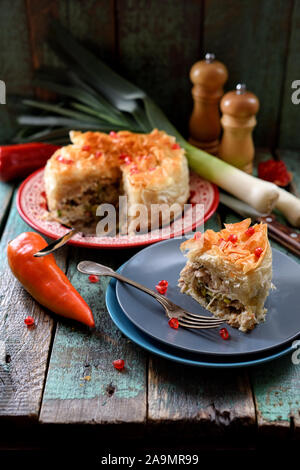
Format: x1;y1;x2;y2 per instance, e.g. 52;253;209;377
54;180;121;229
192;266;245;315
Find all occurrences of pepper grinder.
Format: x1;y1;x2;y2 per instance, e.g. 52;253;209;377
189;53;228;155
219;83;259;174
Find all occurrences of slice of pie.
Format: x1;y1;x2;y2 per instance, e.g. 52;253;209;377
44;129;189;234
178;219;273;332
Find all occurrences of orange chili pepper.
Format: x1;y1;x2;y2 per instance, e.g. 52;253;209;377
7;232;95;328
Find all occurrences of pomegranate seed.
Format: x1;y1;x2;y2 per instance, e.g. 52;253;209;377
95;151;103;159
24;316;35;327
193;232;202;240
82;145;91;151
172;143;180;150
155;284;167;295
254;247;263;258
130;167;139;175
56;155;74;165
113;359;125;371
245;227;255;237
219;327;229;340
41;191;46;199
158;280;168;288
227;234;237;243
119;154;132;164
169;317;179;329
109;131;117;137
88;275;99;283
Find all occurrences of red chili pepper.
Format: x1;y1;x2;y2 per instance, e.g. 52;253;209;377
7;232;95;328
0;143;60;182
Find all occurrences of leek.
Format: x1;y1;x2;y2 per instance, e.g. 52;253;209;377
13;21;280;215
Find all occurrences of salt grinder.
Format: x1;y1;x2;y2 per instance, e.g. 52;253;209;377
219;83;260;174
189;53;228;155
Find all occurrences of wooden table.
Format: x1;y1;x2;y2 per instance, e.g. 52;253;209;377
0;150;299;458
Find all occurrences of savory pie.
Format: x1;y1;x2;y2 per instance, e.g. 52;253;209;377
178;219;273;332
44;129;190;234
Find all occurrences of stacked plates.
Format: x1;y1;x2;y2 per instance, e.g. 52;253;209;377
106;238;300;368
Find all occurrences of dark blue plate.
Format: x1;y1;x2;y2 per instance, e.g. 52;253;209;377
116;238;300;357
106;274;294;368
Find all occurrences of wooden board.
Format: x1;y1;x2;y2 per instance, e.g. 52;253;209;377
204;0;293;148
0;0;34;143
0;192;66;421
147;215;256;435
278;0;300;149
117;0;204;136
40;246;147;424
249;150;300;436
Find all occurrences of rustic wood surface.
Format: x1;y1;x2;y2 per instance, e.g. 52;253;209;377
0;0;300;451
0;148;298;448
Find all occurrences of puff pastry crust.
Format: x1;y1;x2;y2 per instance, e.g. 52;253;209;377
178;219;273;332
44;129;190;234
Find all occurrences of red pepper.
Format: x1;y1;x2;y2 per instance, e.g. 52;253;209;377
7;232;95;328
0;142;60;182
258;159;292;187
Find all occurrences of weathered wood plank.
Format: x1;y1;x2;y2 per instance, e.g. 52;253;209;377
279;0;300;149
0;192;67;420
0;0;33;142
204;0;293;148
26;0;69;71
40;246;147;424
117;0;204;135
249;150;300;435
148;214;256;435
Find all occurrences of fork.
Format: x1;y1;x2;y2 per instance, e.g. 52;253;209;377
77;261;224;329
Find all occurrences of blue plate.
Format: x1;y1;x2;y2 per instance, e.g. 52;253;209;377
106;272;294;368
116;238;300;357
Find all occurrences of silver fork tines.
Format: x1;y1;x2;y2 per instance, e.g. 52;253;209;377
77;261;224;330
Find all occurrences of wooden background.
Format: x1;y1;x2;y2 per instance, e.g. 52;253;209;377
0;0;300;148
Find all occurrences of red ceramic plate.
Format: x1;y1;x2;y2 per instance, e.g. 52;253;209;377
17;167;219;249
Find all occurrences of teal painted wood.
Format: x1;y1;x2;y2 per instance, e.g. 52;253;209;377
223;154;300;435
204;0;293;148
40;246;147;424
117;0;204;136
279;0;300;150
0;191;65;419
249;151;300;434
0;182;14;234
148;214;256;433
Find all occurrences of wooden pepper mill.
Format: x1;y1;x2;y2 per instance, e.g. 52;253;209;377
189;53;228;155
219;83;259;174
